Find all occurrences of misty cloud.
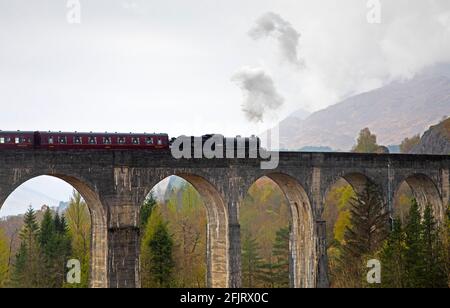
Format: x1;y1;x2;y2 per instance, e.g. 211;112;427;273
232;67;284;123
249;12;304;67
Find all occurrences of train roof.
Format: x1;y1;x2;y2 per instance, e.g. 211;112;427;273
0;131;35;134
0;130;168;136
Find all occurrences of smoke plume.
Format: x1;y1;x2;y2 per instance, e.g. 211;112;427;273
249;12;303;67
231;67;284;123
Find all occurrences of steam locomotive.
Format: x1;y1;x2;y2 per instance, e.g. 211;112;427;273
0;131;170;150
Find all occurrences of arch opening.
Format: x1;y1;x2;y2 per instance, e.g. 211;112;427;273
140;174;228;288
394;174;444;223
241;173;316;288
0;175;107;288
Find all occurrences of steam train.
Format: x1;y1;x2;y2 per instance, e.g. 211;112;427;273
0;131;170;150
0;130;262;155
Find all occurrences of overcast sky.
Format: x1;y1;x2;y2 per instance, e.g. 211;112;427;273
1;0;450;216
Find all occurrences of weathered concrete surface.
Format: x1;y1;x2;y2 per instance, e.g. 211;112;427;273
0;149;448;288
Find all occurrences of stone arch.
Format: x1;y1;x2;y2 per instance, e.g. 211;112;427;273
322;172;384;215
244;172;316;288
0;173;108;288
325;172;376;198
144;173;229;288
395;173;444;222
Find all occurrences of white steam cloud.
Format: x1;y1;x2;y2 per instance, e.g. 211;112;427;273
249;12;304;67
231;67;284;123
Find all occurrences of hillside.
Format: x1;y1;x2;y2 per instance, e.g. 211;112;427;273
411;118;450;155
275;64;450;151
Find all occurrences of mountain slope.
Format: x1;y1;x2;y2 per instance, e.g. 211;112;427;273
411;118;450;155
277;65;450;151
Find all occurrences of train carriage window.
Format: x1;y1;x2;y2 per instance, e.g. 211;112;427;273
118;137;126;144
59;136;67;144
15;137;20;144
74;136;82;144
103;137;112;144
88;137;97;145
146;137;154;145
157;139;163;145
132;137;140;145
48;137;54;144
0;137;4;144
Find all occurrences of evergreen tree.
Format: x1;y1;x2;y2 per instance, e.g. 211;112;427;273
258;258;277;288
404;199;424;288
340;182;389;287
148;222;174;287
37;209;72;288
343;183;389;258
13;207;41;288
54;213;72;287
141;207;175;288
421;205;447;288
39;209;55;247
270;227;290;288
380;219;407;288
11;242;27;287
241;233;264;288
54;212;62;233
39;208;56;287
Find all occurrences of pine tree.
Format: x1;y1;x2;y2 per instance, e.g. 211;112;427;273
39;209;55;247
421;205;447;288
54;213;72;287
270;227;290;288
404;199;424;288
11;242;27;287
340;182;389;287
39;208;57;287
13;207;41;287
343;183;389;257
141;207;175;288
241;233;264;288
149;222;174;287
37;209;72;288
258;258;276;288
380;219;407;288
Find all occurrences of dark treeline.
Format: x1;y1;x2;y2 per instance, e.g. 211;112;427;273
327;182;450;288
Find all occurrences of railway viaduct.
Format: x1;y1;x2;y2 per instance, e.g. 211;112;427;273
0;149;448;288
